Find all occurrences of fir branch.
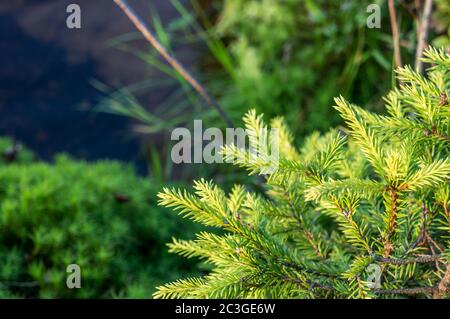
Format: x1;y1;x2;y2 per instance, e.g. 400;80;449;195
401;159;450;192
278;181;327;259
154;277;206;299
305;178;382;202
157;187;226;227
157;49;450;299
422;47;450;69
334;97;385;177
340;207;373;255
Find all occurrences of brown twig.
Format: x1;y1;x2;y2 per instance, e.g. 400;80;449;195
444;204;450;231
433;264;450;299
421;202;444;270
282;262;339;279
374;286;434;296
408;201;430;252
415;0;434;74
375;254;443;265
425;129;450;142
284;186;325;260
399;0;415;18
382;188;398;258
388;0;403;69
112;0;233;127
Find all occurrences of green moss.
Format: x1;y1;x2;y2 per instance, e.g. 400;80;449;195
0;153;200;298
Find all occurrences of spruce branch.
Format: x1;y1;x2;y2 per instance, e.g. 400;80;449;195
334;97;385;177
278;181;327;259
156;49;450;299
401;159;450;192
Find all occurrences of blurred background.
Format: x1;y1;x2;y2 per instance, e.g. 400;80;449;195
0;0;448;298
0;0;200;172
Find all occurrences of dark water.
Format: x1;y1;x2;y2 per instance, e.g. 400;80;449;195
0;13;127;161
0;0;193;173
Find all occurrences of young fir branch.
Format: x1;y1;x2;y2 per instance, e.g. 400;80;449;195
156;47;450;299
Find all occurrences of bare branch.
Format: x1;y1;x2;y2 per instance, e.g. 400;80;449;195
415;0;434;74
374;286;434;295
388;0;403;69
112;0;233;127
433;263;450;299
375;254;443;265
